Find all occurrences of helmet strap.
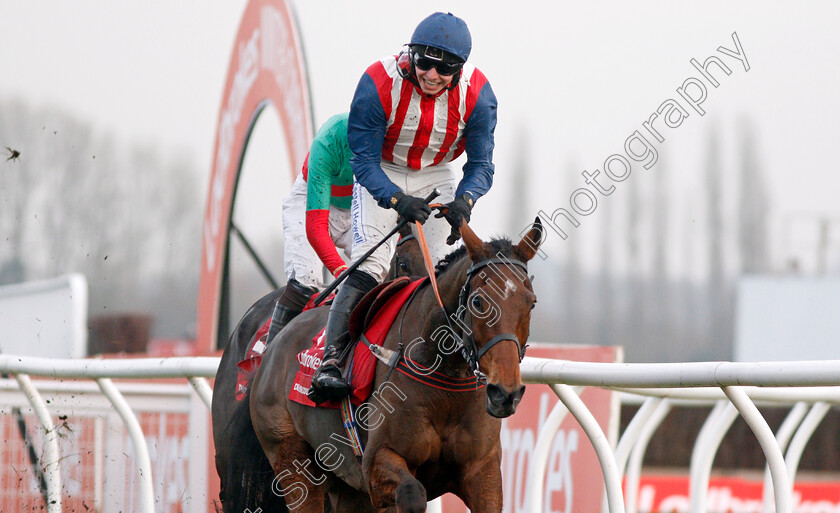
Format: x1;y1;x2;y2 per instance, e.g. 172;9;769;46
398;48;422;89
447;70;462;90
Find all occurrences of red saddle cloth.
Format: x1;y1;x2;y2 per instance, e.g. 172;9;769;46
289;278;426;409
233;291;336;402
234;320;270;401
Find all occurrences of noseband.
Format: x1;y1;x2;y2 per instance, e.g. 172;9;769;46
454;257;530;380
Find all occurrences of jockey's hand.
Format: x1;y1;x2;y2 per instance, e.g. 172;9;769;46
435;194;474;230
391;192;432;224
332;264;348;278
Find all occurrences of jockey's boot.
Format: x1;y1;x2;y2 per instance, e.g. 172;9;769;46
308;270;378;404
266;278;317;344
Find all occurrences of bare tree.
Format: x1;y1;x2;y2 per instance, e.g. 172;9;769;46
0;99;202;338
649;151;675;359
737;119;770;274
506;123;532;237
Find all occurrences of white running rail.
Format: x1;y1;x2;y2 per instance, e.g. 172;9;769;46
4;355;840;513
520;357;840;513
0;355;218;513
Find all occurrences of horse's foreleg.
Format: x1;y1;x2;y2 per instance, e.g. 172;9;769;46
365;447;426;513
458;451;503;513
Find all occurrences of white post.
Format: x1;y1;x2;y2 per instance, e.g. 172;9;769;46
723;386;791;513
15;373;62;513
553;384;625;513
784;402;830;486
186;383;211;513
426;497;443;513
760;402;808;513
94;415;106;512
97;378;156;513
624;399;672;513
689;400;738;513
524;386;575;513
188;377;213;409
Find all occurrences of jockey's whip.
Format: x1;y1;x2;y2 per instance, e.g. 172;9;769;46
312;188;441;307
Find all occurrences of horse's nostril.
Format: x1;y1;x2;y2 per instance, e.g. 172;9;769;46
487;383;525;407
513;385;526;405
486;384;506;405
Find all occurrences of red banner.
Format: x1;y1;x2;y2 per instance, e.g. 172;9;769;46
197;0;313;355
636;474;840;513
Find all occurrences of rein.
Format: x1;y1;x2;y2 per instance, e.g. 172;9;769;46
391;225;529;388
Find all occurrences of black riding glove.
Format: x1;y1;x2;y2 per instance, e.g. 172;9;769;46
391;192;432;224
435;194;474;244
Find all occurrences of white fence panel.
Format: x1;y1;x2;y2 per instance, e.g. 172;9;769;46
2;354;840;512
0;356;216;513
520;357;840;513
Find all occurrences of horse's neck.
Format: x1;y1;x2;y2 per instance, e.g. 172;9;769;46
402;258;472;377
438;257;470;310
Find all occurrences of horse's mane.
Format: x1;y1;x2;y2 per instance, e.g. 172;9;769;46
434;236;519;276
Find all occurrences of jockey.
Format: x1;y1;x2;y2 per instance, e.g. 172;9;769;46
308;12;497;403
267;113;355;341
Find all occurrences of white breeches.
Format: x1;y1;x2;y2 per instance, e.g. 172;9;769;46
350;161;456;282
282;174;353;289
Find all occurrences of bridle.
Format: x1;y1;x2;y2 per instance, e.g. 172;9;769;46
395;254;531;385
453;257;530;381
389;233;417;279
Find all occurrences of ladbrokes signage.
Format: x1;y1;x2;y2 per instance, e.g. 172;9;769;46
197;0;313;355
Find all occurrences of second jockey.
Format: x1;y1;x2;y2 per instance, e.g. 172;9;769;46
308;12;498;403
267;113;355;342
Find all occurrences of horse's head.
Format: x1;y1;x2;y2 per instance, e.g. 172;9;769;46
389;221;424;279
459;217;543;418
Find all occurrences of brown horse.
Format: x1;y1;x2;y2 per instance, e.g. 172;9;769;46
212;222;423;513
244;218;543;512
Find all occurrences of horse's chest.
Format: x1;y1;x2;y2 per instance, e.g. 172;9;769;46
438;420;499;463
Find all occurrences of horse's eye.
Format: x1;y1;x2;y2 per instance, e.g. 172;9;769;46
400;261;409;271
471;295;483;310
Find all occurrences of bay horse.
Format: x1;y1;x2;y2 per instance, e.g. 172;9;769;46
240;218;543;512
212;223;424;512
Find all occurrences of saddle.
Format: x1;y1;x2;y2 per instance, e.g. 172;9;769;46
348;276;414;341
289;276;427;408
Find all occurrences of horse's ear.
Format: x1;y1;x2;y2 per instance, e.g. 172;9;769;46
398;219;412;238
516;216;544;262
459;220;486;260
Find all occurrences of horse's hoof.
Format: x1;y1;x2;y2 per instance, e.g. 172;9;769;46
396;479;427;513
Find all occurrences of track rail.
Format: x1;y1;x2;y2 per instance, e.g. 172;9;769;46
3;355;840;512
0;356;217;513
518;357;840;513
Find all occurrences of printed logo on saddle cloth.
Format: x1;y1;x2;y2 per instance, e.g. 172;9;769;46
290;279;425;408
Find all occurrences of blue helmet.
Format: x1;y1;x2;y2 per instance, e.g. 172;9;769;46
410;12;472;63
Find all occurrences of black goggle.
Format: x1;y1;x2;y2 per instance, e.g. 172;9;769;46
411;46;464;76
